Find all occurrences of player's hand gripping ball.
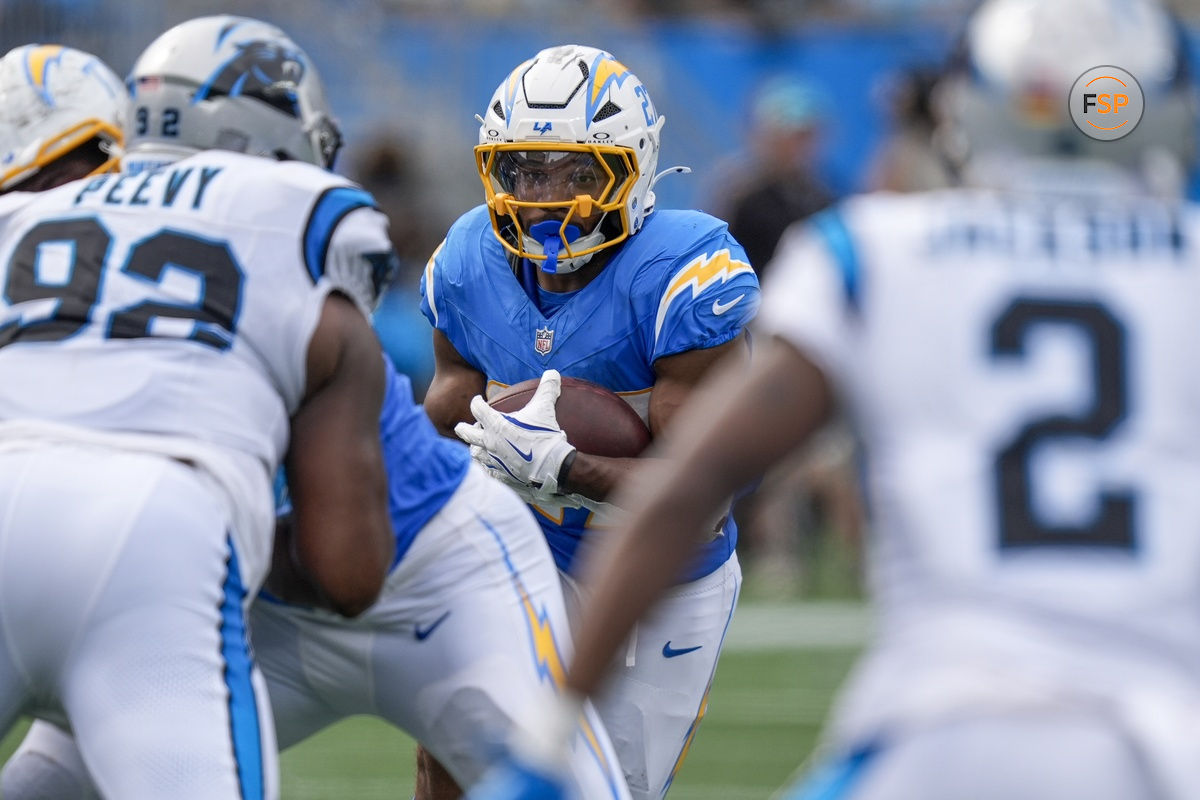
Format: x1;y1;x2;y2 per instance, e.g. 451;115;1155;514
455;369;576;494
455;370;650;498
489;374;651;458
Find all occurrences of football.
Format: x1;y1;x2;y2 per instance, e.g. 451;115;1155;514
489;376;651;458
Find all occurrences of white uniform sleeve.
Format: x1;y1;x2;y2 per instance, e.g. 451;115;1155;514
283;200;396;413
755;215;858;394
318;204;398;318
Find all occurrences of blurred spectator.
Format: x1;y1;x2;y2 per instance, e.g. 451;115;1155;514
839;0;974;18
348;129;439;398
734;423;865;598
705;74;862;598
864;64;956;192
348;128;441;269
708;73;836;276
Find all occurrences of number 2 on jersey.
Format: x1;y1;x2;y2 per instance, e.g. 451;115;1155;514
0;217;243;351
990;298;1136;551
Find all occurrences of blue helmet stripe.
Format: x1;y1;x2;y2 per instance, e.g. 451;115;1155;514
215;20;250;50
192;49;244;105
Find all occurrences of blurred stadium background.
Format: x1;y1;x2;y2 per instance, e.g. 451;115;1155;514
6;0;1200;389
2;0;1199;796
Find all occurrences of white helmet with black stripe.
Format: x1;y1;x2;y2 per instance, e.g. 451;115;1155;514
126;15;342;173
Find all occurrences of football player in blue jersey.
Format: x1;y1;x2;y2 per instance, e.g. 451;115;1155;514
0;20;628;800
469;1;1200;800
420;44;760;800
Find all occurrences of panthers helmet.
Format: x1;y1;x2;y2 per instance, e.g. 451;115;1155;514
937;0;1195;190
0;44;127;191
126;15;341;171
476;45;666;273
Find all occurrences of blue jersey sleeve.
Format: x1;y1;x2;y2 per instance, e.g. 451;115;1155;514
419;208;506;374
648;233;760;362
419;238;447;333
419;232;482;369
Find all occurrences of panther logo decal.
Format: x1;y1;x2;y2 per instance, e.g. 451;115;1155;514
195;39;305;117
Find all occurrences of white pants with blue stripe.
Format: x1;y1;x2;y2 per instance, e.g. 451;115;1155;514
249;464;627;798
560;552;742;800
0;445;277;800
2;462;626;800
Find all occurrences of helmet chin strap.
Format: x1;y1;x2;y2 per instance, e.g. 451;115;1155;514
523;220;604;274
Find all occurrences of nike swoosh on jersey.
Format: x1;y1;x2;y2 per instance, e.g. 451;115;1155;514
414;610;452;641
662;641;703;658
507;440;534;461
711;293;745;316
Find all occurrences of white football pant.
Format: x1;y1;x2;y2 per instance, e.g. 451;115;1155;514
0;445;277;800
2;463;626;799
560;552;741;800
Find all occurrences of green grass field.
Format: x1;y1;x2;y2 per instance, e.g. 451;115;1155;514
0;601;866;799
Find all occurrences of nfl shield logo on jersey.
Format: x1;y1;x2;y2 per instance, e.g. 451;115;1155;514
534;326;554;356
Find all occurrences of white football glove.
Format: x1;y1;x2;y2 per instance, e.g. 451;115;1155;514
472;441;623;524
468;443;560;506
455;369;577;495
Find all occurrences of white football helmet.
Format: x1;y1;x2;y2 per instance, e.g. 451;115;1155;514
476;45;667;273
126;15;341;171
0;44;127;191
937;0;1195;190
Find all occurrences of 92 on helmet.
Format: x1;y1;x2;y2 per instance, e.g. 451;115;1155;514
476;44;680;274
126;15;342;171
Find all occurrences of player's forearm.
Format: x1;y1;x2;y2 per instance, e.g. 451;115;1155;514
288;441;393;617
264;515;329;608
565;406;742;691
294;486;393;617
423;378;477;438
426;332;486;437
560;452;649;500
568;340;835;692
